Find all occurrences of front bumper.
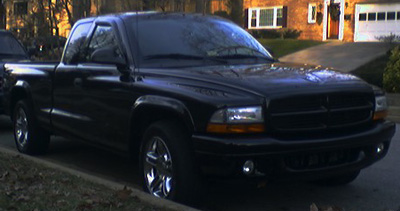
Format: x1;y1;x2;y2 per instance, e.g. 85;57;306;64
193;121;396;180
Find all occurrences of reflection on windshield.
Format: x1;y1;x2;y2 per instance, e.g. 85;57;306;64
0;33;27;58
129;14;273;67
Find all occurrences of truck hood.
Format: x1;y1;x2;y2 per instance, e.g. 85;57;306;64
174;62;371;97
140;62;373;104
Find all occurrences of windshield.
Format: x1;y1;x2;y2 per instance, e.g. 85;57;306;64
128;14;273;68
0;33;27;60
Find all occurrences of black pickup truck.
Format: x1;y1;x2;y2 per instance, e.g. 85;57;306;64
0;30;29;114
2;12;396;203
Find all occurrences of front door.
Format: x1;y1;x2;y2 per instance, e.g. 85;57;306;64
328;4;340;39
74;24;134;150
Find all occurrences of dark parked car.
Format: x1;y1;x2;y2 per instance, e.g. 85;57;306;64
0;30;29;114
2;13;396;203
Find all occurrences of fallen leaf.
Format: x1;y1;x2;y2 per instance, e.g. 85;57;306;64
310;203;319;211
56;199;67;206
15;194;30;201
116;186;132;200
85;199;94;204
116;202;124;208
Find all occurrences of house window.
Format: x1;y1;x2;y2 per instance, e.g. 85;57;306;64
248;7;284;29
260;9;273;26
276;8;283;26
397;12;400;20
14;2;28;15
308;3;317;23
251;10;257;27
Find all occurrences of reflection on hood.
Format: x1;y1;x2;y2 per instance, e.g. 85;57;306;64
188;63;360;84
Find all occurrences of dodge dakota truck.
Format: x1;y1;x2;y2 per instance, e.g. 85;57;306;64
2;12;396;203
0;30;29;114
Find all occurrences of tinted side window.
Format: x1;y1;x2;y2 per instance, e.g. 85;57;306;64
87;25;123;62
63;22;92;64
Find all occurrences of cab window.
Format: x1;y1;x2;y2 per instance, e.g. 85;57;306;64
63;22;92;64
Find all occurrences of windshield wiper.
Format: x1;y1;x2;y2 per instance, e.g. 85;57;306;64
143;54;228;64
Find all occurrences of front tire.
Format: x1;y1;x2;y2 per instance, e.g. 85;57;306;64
13;100;50;155
140;120;200;203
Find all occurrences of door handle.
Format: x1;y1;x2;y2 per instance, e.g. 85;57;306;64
73;78;83;87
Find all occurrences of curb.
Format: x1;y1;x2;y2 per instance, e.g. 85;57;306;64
0;147;198;211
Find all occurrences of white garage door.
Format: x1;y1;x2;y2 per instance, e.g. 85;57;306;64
355;3;400;42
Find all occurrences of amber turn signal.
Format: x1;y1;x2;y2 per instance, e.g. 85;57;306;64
206;123;265;133
373;110;388;121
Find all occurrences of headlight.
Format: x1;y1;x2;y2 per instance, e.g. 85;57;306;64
374;95;388;120
207;106;265;133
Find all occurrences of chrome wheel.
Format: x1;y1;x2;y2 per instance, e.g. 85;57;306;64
15;107;29;149
143;136;173;198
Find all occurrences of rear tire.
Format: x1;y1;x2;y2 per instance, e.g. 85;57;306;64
13;100;50;155
313;170;360;186
140;120;200;204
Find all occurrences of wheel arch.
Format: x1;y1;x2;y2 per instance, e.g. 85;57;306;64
128;95;195;158
9;81;33;119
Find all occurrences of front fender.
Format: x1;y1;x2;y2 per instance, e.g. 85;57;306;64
132;95;195;131
5;80;33;116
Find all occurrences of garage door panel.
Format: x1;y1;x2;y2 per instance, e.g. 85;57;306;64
355;3;400;42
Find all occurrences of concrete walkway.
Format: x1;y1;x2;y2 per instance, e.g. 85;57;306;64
279;42;392;72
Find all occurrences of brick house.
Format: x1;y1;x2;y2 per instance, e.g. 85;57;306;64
240;0;400;41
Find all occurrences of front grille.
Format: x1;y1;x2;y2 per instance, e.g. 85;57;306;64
268;93;374;133
285;148;362;170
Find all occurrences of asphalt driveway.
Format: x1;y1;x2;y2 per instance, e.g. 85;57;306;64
279;42;392;72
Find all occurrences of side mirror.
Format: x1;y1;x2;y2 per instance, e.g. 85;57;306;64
91;47;129;72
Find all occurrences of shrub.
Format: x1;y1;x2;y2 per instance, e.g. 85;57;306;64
376;33;400;44
248;29;302;39
383;46;400;93
281;29;302;39
248;29;281;39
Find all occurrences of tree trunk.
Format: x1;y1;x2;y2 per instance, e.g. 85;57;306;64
0;1;5;29
195;0;203;13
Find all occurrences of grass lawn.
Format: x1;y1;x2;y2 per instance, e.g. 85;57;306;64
257;39;325;58
351;53;390;88
0;152;163;211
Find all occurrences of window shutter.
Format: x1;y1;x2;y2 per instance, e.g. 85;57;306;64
282;6;288;28
244;8;249;28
